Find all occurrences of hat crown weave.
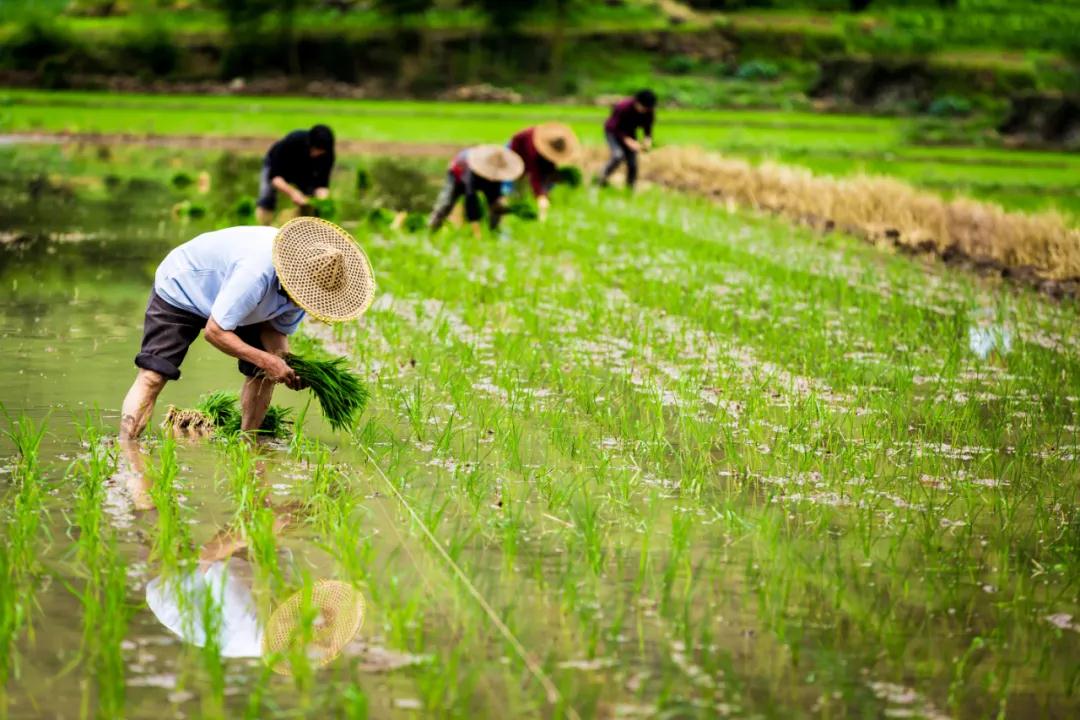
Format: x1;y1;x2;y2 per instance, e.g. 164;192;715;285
307;245;345;292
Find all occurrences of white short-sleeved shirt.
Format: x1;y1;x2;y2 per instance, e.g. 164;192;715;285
154;226;305;335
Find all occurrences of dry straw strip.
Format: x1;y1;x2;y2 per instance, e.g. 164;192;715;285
606;146;1079;283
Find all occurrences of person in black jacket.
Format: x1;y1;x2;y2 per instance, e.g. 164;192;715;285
256;125;335;225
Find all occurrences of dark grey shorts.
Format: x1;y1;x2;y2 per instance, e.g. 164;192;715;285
256;161;276;211
134;292;265;381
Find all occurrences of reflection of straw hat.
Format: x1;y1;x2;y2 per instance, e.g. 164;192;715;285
262;580;366;675
465;145;525;182
272;218;376;323
533;123;580;166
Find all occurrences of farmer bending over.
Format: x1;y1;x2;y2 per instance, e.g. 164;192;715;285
428;145;524;239
256;125;336;225
599;89;657;190
507;123;580;222
119;217;375;442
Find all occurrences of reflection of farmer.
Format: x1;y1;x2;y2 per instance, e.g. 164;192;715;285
507;123;580;222
599;89;657;190
146;513;365;672
256;125;336;226
428;145;524;239
118;218;375;442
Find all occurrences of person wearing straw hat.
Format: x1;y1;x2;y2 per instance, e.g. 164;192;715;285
256;125;336;225
428;144;524;239
118;217;375;442
506;122;581;222
598;89;657;191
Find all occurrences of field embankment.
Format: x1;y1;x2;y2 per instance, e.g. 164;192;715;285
639;146;1080;292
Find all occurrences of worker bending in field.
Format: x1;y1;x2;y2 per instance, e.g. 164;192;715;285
506;122;580;222
256;125;336;225
428;145;524;238
598;89;657;191
119;217;374;442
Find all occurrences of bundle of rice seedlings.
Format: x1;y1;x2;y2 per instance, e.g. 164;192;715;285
284;353;369;432
161;405;214;437
196;390;242;435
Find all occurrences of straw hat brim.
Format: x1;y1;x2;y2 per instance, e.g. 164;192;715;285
262;580;366;675
465;145;525;182
273;217;376;323
533;122;580;166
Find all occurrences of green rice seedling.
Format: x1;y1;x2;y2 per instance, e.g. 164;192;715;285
234;196;256;219
366;206;395;228
0;412;48;705
2;412;48;580
304;197;337;220
285;353;369;432
506;198;538;220
196;390;242;433
148;434;193;575
68;422;129;718
556;166;583;188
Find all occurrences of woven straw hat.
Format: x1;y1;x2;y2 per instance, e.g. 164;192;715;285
533;123;580;166
262;580;366;675
465;145;525;182
272;217;375;323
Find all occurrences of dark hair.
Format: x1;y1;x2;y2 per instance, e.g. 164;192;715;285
309;124;334;151
634;89;657;108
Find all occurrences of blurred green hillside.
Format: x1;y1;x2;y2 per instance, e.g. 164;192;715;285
1;1;1077;147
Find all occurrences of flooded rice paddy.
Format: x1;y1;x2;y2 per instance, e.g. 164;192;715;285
1;142;1079;718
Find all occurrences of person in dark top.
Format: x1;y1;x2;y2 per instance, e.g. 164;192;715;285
599;89;657;190
256;125;335;225
428;145;524;239
507;122;580;222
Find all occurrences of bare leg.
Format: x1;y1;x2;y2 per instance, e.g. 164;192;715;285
118;368;167;510
256;206;275;226
120;368;168;440
240;375;275;432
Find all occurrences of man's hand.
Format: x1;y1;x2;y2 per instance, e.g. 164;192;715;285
314;187;330;200
642;137;653;152
537;195;550;222
624;137;642;152
261;353;303;390
291;190;310;207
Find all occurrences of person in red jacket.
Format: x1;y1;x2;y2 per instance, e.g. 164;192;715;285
599;89;657;190
506;122;580;221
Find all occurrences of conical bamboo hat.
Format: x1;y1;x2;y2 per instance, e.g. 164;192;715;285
272;218;375;323
533;122;580;165
465;144;525;182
